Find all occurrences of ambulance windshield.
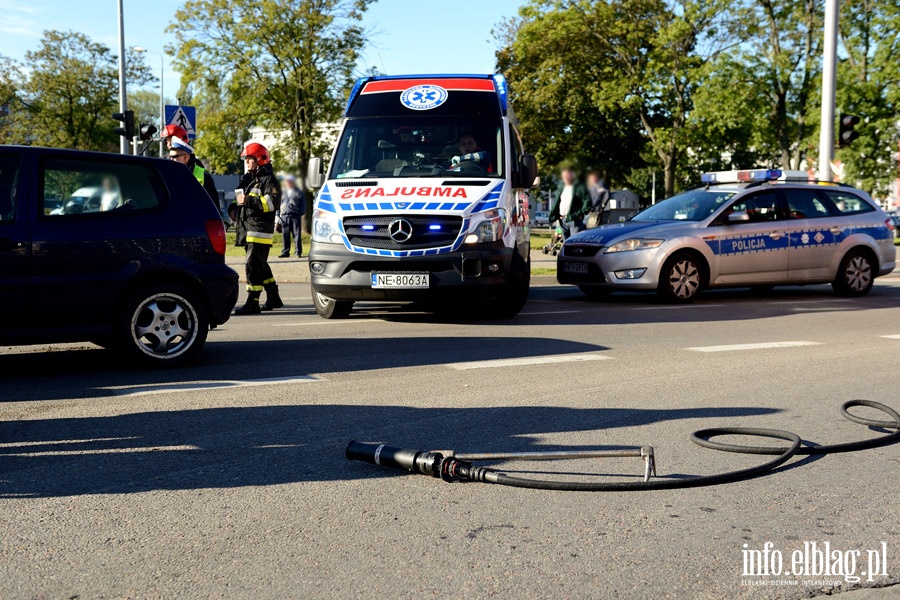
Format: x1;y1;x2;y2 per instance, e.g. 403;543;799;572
330;117;504;179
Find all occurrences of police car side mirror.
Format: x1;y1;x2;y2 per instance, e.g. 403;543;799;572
306;157;324;189
518;154;538;189
727;211;751;224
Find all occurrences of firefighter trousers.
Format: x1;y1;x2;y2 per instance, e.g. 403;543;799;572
245;242;276;292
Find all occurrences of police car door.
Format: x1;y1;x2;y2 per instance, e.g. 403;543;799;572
712;190;789;284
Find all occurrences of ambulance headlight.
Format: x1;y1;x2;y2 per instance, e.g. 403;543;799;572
464;208;507;244
603;238;664;254
312;208;343;244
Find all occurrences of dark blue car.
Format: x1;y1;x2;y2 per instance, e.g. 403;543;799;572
0;146;238;366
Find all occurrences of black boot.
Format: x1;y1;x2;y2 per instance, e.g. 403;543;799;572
262;283;284;311
234;291;262;315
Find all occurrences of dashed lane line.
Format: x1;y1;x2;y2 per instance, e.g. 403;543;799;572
445;353;612;370
105;376;322;397
685;341;822;353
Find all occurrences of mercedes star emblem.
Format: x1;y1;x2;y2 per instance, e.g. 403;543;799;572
388;218;414;243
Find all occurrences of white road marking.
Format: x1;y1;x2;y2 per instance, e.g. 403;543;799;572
271;319;378;326
879;335;900;340
685;341;821;353
633;304;725;311
445;353;612;370
106;376;322;397
767;299;849;305
0;445;201;457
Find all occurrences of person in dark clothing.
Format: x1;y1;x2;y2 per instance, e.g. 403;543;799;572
549;167;591;240
228;142;283;315
277;174;306;258
168;137;219;203
586;170;610;228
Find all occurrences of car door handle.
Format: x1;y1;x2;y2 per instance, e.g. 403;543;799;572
768;232;783;240
830;227;844;235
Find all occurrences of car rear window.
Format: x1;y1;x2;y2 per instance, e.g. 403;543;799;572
41;158;166;217
821;190;874;216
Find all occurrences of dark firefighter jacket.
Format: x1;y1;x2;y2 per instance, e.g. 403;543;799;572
229;163;281;246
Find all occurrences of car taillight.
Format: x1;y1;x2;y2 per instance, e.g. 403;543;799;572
205;219;227;255
886;218;895;233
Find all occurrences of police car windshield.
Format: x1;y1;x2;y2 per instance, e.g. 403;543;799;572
330;117;503;179
633;188;736;222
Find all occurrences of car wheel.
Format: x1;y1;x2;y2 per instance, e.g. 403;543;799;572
832;249;875;297
658;253;704;304
312;289;354;319
485;253;531;318
116;284;208;367
578;285;613;300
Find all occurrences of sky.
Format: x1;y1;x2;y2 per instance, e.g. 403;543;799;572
0;0;525;101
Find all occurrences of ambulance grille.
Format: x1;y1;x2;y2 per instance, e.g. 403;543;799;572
343;215;463;250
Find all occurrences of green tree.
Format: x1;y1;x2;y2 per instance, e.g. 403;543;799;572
834;0;900;198
705;0;822;171
494;8;646;184
497;0;732;197
7;31;152;150
168;0;371;175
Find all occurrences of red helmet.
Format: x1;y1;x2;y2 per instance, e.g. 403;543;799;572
241;142;270;166
161;124;188;140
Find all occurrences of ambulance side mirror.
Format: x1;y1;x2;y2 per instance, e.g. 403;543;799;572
307;157;324;189
517;154;538;189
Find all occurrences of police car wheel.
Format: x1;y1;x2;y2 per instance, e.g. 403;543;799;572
115;284;209;367
832;249;875;297
658;253;705;304
312;289;354;319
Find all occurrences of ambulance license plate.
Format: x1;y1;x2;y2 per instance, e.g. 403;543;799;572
371;273;430;289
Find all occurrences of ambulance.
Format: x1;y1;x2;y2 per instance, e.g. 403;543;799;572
305;74;537;319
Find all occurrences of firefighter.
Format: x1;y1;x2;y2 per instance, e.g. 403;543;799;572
168;136;219;203
229;142;283;315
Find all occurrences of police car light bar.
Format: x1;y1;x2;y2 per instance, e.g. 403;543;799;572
701;169;811;184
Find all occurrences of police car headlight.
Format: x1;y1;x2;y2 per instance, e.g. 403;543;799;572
312;208;343;244
464;208;507;244
604;238;664;254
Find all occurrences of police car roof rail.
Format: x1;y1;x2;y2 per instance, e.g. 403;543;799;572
740;179;857;190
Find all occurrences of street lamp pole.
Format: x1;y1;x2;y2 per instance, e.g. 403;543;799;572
818;0;839;182
133;47;165;157
116;0;128;155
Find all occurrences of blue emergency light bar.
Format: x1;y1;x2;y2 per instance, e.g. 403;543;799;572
361;224;376;231
429;224;442;231
701;169;782;183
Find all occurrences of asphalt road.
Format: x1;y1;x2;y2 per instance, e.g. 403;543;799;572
2;272;900;599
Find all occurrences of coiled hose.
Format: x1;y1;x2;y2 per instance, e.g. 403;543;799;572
347;400;900;492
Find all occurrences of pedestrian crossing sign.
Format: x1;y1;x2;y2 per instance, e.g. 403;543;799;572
164;105;197;139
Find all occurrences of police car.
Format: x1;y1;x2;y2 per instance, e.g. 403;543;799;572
557;169;896;303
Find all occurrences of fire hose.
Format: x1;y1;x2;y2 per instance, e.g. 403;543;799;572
346;400;900;491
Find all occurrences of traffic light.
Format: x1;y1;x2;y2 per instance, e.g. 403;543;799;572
113;110;135;140
838;114;861;148
139;123;158;141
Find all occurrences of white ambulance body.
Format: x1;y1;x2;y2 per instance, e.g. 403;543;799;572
306;74;537;319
